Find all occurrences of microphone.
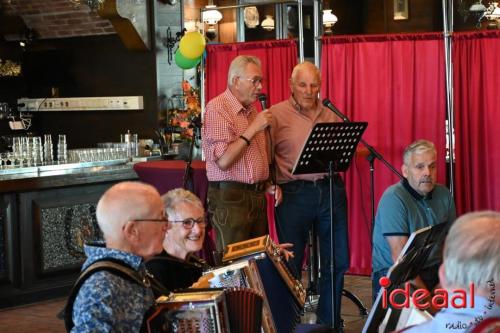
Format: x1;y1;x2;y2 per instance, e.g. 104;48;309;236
257;93;267;110
322;98;350;122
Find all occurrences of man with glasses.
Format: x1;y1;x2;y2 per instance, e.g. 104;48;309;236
146;188;210;292
202;55;282;252
70;181;169;332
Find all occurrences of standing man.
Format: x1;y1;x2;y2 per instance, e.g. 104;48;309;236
269;61;348;329
70;181;170;332
372;140;456;299
202;55;281;252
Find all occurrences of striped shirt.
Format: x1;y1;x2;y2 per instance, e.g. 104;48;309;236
202;89;269;183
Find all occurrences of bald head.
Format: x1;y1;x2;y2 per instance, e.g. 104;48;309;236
96;182;162;243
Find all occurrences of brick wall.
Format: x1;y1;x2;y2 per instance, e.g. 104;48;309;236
1;0;114;39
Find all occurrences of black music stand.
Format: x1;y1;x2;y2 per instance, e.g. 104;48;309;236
362;222;449;333
292;122;367;330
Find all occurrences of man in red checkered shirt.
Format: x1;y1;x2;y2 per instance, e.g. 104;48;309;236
202;55;282;252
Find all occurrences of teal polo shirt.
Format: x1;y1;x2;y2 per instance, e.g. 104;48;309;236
372;180;456;273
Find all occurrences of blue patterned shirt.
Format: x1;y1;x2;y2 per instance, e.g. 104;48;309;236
71;243;155;333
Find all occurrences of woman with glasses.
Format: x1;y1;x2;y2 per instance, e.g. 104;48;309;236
146;188;210;293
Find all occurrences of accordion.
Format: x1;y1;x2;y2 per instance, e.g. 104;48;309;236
148;289;230;333
202;235;307;333
148;288;264;333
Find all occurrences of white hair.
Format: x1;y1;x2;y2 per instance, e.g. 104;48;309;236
443;210;500;290
162;188;204;220
227;55;261;87
290;61;321;84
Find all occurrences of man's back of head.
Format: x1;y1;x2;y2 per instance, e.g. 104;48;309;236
442;210;500;299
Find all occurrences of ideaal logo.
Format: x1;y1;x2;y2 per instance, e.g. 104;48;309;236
379;277;496;328
379;276;475;310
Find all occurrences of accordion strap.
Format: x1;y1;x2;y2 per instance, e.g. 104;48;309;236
61;258;167;332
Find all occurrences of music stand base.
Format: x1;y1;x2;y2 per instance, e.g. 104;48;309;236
305;289;368;316
342;289;368;316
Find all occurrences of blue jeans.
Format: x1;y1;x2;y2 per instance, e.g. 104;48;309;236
275;176;349;327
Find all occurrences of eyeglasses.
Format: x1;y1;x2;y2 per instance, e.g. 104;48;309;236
169;217;207;229
133;217;169;224
241;77;264;87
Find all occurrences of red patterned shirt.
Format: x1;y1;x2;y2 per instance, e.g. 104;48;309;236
202;89;269;183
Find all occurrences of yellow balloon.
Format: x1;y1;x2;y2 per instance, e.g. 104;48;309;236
179;32;206;60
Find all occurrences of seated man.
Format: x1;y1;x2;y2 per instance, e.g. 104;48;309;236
146;188;210;292
372;140;456;299
70;181;169;332
401;210;500;332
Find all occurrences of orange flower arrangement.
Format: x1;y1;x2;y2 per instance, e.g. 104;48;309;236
161;80;201;141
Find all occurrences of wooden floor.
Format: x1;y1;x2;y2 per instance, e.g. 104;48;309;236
0;275;372;333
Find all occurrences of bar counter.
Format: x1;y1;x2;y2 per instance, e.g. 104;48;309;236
0;163;138;308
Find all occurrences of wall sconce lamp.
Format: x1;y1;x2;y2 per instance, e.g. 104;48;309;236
202;4;223;40
162;27;185;65
322;9;338;35
261;15;275;31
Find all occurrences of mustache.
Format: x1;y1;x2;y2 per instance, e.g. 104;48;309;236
419;177;433;183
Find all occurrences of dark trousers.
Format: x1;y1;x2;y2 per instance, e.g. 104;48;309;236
207;186;268;251
372;268;389;304
275;176;349;327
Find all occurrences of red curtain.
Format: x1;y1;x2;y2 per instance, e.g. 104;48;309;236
204;39;298;242
205;39;298;107
321;33;447;275
453;30;500;214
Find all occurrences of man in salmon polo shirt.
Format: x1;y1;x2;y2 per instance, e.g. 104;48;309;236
269;61;348;330
202;55;282;253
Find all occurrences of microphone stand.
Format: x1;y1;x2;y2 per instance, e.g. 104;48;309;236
182;116;202;191
322;100;403;241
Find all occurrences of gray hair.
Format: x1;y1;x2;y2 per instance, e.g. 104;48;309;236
162;188;204;219
227;55;261;87
291;61;321;84
403;139;436;166
443;210;500;290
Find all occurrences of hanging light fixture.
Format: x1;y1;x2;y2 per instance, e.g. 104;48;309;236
202;2;223;41
202;5;223;25
322;9;338;35
261;15;275;31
